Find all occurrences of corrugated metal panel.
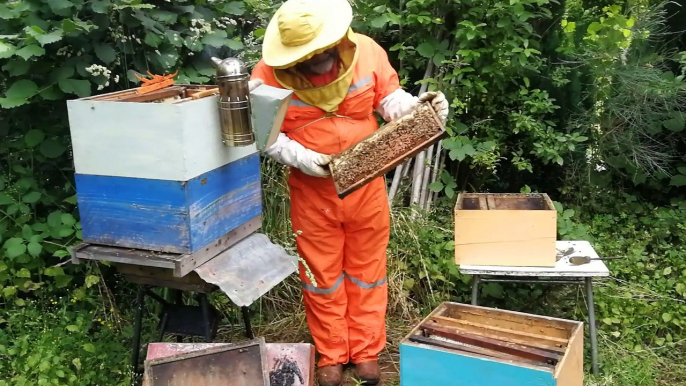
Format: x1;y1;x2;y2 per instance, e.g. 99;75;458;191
194;233;298;307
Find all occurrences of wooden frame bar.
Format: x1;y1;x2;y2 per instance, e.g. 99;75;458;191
329;102;447;199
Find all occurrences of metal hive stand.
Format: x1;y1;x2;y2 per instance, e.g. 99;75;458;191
71;243;255;372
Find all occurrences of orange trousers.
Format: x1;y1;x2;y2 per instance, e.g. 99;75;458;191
290;173;390;367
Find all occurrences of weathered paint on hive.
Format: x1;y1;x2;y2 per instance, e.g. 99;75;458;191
75;154;262;254
399;343;556;386
75;173;191;253
187;155;262;251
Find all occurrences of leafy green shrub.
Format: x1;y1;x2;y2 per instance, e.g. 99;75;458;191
583;194;686;348
0;295;131;386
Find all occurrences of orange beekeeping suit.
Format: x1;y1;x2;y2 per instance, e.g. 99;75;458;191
252;33;400;367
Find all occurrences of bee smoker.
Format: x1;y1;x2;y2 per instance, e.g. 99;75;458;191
211;57;255;147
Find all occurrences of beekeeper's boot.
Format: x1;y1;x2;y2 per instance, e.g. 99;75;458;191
317;364;343;386
355;361;380;385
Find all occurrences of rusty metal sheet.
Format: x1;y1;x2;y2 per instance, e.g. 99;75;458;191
194;233;297;307
144;338;268;386
145;342;315;386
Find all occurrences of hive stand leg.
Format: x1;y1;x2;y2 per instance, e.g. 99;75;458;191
471;275;480;306
174;290;183;343
242;306;254;339
585;277;599;376
131;286;146;371
199;294;213;343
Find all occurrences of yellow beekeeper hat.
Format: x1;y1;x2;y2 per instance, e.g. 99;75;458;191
263;0;353;69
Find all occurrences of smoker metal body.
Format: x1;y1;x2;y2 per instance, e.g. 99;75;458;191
212;57;254;147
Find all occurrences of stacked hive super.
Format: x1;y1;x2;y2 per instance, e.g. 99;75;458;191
66;85;272;266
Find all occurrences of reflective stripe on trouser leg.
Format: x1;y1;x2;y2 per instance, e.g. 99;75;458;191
343;178;390;364
290;185;349;367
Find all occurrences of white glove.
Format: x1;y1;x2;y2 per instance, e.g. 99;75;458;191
265;133;331;178
248;78;264;92
375;89;418;122
418;91;449;124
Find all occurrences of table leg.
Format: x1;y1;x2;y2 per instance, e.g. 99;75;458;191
242;306;254;339
585;277;599;376
471;275;480;306
131;286;146;371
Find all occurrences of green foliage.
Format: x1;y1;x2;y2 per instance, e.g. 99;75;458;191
0;295;131;385
354;0;579;195
560;3;686;194
582;193;686;348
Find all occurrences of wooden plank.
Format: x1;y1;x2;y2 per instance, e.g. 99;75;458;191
428;315;568;350
420;322;561;365
174;215;262;277
119;86;185;103
145;338;269;386
122;274;215;293
492;196;548;210
441;303;576;337
409;334;554;370
554;323;584;385
455;239;557;267
455;211;557;245
478;195;489;210
330;102;447;199
486;195;497;210
116;264;216;293
70;243;89;264
438;309;571;340
74;244;180;269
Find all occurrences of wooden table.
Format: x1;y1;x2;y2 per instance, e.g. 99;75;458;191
459;240;610;376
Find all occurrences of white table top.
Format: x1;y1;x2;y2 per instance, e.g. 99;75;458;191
459;240;610;277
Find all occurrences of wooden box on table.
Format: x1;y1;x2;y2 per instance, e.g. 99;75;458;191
400;302;583;386
454;193;557;267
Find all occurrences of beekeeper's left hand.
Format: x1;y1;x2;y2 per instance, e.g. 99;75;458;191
418;91;449;124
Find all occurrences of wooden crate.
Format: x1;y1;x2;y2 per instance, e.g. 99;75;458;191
67;86;264;254
329;102;447;199
400;302;583;386
454;193;557;267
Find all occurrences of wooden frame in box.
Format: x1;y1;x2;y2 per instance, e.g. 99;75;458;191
400;302;583;386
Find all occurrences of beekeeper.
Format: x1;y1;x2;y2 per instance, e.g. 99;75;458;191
249;0;448;385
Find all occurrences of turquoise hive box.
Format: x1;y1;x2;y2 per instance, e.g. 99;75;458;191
400;302;583;386
66;84;291;261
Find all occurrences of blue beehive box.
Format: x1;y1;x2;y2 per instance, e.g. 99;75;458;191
66;84;292;258
400;302;583;386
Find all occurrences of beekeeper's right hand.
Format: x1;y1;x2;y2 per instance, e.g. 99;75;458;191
249;78;264;92
265;133;331;178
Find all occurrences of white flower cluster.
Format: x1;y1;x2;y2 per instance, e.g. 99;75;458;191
243;31;256;48
213;17;238;29
86;64;112;91
585;146;606;171
190;18;212;37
